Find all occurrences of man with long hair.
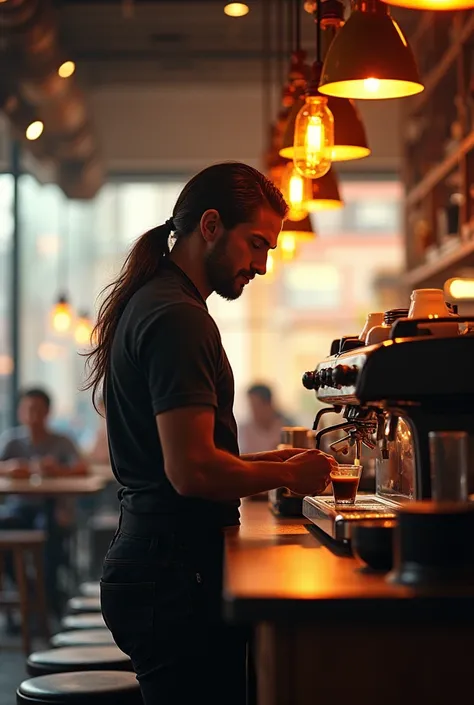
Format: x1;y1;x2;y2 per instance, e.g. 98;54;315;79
85;162;336;705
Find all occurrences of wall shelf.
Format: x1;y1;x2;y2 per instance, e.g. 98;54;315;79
406;131;474;207
402;239;474;287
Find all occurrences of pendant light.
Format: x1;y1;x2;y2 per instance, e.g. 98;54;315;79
293;1;334;179
51;295;73;334
380;0;474;9
281;90;369;162
74;311;94;346
305;167;343;212
280;162;312;221
51;199;74;335
280;1;370;163
319;0;423;100
279;214;317;262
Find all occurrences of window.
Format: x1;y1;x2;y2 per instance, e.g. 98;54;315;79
0;174;13;433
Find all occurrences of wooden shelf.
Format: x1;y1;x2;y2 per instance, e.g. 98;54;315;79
402;239;474;287
406;131;474;207
410;14;474;114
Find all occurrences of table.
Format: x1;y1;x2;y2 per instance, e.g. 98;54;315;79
224;501;474;705
0;475;107;614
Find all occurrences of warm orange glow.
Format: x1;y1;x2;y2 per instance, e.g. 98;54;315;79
447;278;474;300
74;314;94;346
51;299;73;334
25;120;44;141
294;97;334;178
266;252;275;275
319;78;422;100
306;197;343;212
224;2;249;17
280;163;310;222
279;234;298;261
0;355;13;376
381;0;474;9
58;60;76;78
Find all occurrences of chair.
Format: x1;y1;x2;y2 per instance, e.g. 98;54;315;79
16;671;142;704
26;645;132;677
66;596;101;614
61;613;106;631
50;629;115;648
0;530;49;655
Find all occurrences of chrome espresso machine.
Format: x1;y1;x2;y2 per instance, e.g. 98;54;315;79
302;311;474;542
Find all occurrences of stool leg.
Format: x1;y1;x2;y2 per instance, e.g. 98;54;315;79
31;545;50;643
13;547;31;656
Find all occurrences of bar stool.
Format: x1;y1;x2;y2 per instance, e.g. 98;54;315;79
16;671;142;704
0;530;49;655
61;613;106;631
79;581;100;597
26;645;132;677
67;596;101;614
50;629;115;648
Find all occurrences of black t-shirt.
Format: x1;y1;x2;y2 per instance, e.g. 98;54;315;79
105;260;240;527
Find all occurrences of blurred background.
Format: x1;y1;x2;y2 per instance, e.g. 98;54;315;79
0;0;411;441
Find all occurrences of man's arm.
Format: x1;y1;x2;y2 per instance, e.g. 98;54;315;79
157;406;332;500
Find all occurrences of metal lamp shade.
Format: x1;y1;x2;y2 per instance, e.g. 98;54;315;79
318;6;424;100
280;94;370;162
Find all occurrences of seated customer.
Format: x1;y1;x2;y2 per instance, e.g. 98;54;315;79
239;383;295;455
0;387;87;529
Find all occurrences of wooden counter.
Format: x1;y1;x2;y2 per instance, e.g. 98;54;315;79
224;501;474;705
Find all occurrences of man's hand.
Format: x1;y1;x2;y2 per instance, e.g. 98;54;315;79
1;459;31;479
284;449;337;496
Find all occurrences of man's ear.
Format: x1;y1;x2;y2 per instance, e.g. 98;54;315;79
200;209;222;243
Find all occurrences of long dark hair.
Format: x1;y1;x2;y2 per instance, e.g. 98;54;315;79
83;161;288;407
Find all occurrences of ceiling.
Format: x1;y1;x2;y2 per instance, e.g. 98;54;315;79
53;1;420;87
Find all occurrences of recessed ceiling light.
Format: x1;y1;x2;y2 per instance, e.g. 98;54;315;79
224;3;250;17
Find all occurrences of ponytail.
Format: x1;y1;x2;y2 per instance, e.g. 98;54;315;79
83;162;287;410
83;220;174;408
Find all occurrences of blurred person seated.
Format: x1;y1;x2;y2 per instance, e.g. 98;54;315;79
87;396;110;465
239;383;295;455
0;387;87;530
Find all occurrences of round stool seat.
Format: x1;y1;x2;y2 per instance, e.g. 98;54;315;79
27;645;131;677
67;596;101;614
17;671;141;704
51;629;115;648
79;581;100;597
61;613;105;631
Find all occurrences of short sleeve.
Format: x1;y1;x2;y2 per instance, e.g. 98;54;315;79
57;436;81;467
0;430;17;461
137;303;221;416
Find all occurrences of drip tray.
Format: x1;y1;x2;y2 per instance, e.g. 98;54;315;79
303;494;400;542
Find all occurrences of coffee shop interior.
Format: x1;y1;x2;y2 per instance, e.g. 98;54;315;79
1;0;474;703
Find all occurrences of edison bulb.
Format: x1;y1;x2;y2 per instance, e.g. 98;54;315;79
280;163;311;222
293;96;334;179
51;298;73;334
74;314;93;346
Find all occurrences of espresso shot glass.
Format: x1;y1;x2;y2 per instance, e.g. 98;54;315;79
331;464;363;505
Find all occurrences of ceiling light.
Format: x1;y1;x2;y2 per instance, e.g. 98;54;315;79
381;0;474;8
305;168;344;212
319;0;423;100
224;3;250;17
58;60;76;79
280;72;370;162
25;120;44;141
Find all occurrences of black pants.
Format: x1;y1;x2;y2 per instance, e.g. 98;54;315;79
100;509;248;705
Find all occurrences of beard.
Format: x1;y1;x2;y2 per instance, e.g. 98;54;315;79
204;231;254;301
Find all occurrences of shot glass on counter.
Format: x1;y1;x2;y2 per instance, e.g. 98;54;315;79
330;463;363;505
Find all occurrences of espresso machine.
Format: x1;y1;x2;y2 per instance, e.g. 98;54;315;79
302;314;474;542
